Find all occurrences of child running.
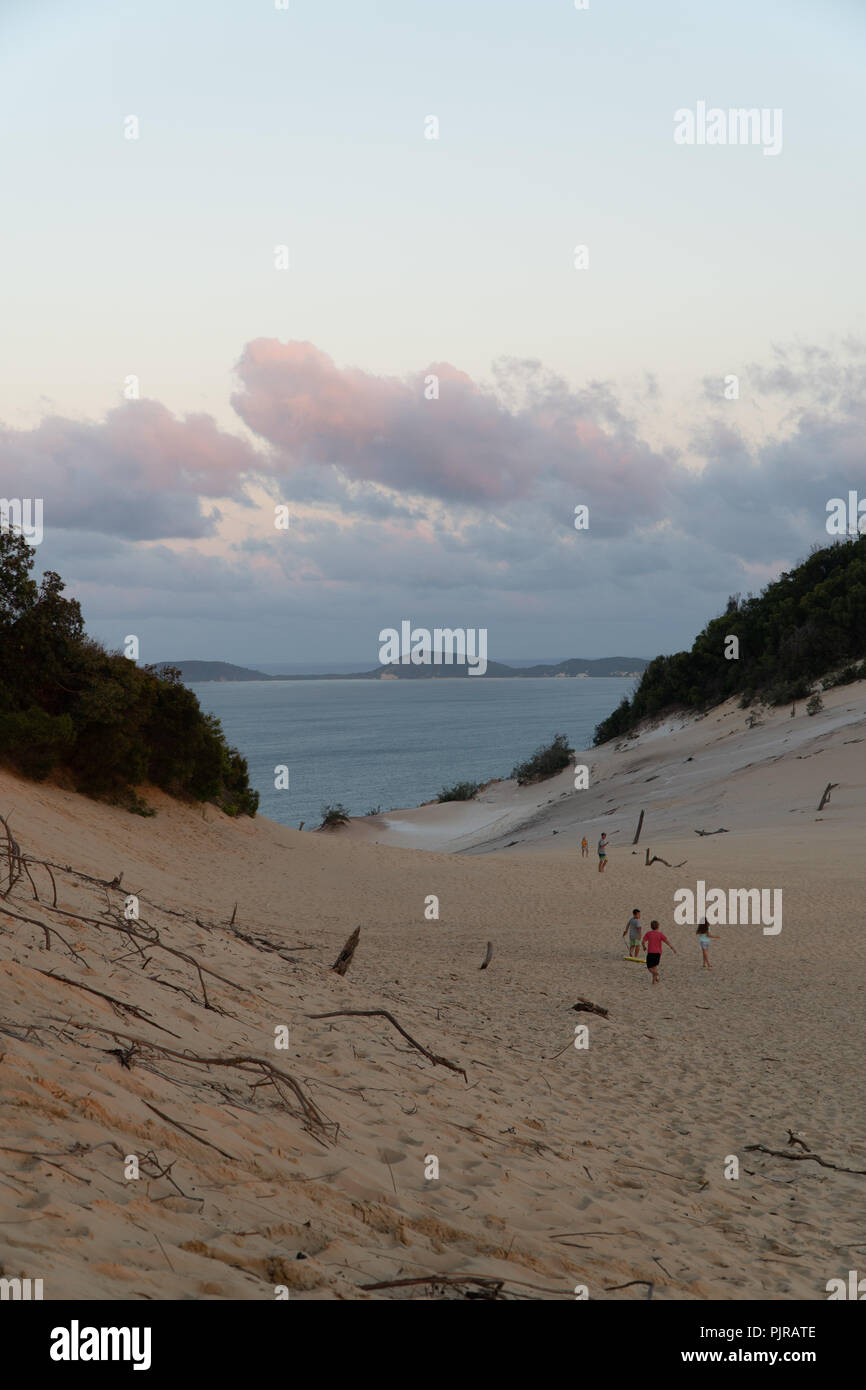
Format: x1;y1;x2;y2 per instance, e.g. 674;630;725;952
641;918;677;984
622;908;642;958
696;918;719;970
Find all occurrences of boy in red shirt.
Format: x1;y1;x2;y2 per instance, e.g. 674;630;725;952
642;919;677;984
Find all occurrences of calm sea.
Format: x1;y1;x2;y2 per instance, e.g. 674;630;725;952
190;677;635;830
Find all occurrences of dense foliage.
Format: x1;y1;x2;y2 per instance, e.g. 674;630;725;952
511;732;574;785
593;537;866;745
0;532;258;815
437;781;480;802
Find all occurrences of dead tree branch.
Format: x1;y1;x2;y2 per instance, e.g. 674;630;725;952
644;849;687;868
308;1008;467;1081
744;1143;866;1175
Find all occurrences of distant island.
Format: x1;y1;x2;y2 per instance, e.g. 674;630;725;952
159;657;650;684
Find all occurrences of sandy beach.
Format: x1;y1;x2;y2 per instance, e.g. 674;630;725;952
1;683;864;1300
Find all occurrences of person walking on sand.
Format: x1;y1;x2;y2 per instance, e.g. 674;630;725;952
623;908;642;958
697;918;719;970
597;832;609;872
642;918;676;984
581;836;589;858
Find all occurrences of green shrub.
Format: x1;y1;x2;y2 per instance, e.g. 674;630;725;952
437;781;480;802
0;708;75;780
806;693;824;716
318;803;350;830
511;733;574;785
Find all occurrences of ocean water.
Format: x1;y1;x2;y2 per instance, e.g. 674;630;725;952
190;677;636;830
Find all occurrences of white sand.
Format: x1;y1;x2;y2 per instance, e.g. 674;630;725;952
0;682;864;1300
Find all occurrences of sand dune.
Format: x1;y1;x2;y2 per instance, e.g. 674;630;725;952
1;684;864;1299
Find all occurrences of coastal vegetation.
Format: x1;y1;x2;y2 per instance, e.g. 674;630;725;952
593;537;866;745
437;781;480;802
0;533;259;816
511;732;574;785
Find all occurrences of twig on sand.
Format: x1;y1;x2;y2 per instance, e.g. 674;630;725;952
694;827;728;836
745;1143;866;1175
73;1025;333;1141
787;1129;810;1151
33;970;182;1037
141;1101;239;1160
605;1280;654;1299
330;926;360;976
479;941;493;970
308;1008;467;1081
0;904;88;964
359;1273;566;1298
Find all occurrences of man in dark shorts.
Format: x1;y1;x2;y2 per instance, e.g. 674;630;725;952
641;918;677;984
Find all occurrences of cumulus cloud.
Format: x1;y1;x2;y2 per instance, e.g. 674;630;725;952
0;399;260;539
230;338;677;520
3;336;865;660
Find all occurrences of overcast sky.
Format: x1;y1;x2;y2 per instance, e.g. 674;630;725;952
1;0;864;667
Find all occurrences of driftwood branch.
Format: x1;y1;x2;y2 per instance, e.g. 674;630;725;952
331;926;360;976
359;1275;507;1298
84;1027;333;1140
632;809;645;845
744;1143;866;1175
644;848;687;868
141;1101;239;1160
479;941;493;970
605;1280;654;1299
694;827;728;836
34;970;182;1038
572;997;609;1018
308;1008;467;1080
817;782;839;812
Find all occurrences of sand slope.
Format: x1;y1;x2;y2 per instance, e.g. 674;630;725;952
1;686;864;1300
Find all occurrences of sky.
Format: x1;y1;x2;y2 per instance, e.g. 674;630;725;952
1;0;864;667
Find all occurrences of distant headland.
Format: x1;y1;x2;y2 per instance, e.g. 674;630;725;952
160;657;650;684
